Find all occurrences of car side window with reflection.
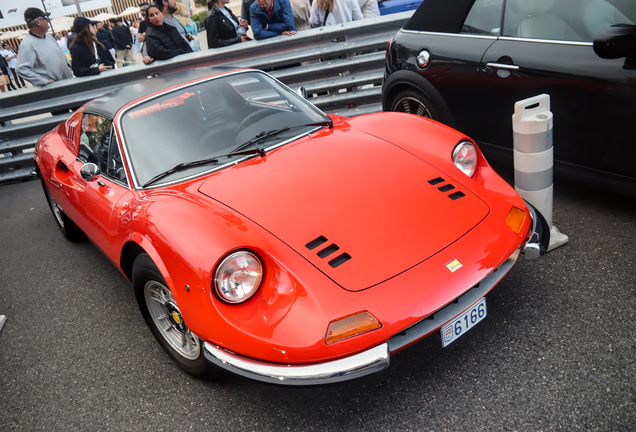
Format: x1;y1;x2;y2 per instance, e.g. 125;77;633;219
503;0;634;42
461;0;503;36
80;114;112;175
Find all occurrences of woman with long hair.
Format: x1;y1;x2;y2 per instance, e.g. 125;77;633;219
205;0;250;48
145;3;193;61
309;0;362;27
69;17;115;77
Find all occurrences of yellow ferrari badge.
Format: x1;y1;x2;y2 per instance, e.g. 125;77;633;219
446;259;463;273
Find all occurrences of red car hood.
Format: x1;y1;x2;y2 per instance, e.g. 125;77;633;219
198;128;489;291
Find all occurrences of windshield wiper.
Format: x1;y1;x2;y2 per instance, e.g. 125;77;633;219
231;127;291;154
142;148;265;188
230;120;332;156
142;121;332;188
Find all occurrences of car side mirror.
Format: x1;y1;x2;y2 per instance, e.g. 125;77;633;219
593;24;636;70
80;163;101;182
296;86;307;99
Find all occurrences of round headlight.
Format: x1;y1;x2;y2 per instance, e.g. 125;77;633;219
452;141;478;177
214;251;263;304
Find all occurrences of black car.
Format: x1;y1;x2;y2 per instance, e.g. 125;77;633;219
382;0;636;195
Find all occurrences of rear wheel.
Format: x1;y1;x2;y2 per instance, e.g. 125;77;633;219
390;89;439;120
133;253;216;378
39;170;86;242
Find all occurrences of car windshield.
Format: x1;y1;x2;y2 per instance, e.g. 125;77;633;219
120;71;329;187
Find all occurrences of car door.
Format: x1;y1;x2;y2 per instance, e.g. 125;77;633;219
70;114;132;255
477;0;636;180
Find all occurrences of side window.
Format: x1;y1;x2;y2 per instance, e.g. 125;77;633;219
107;128;127;183
79;114;112;175
461;0;503;36
499;0;632;42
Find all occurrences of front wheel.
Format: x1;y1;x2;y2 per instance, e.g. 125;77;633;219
133;253;216;378
389;89;439;120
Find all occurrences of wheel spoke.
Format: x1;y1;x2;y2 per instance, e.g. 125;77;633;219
416;103;427;117
150;287;168;305
180;332;187;349
401;99;410;113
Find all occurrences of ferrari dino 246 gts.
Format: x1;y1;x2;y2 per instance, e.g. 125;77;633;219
35;67;548;385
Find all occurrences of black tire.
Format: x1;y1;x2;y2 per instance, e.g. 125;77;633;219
39;170;86;242
390;89;440;120
132;253;215;378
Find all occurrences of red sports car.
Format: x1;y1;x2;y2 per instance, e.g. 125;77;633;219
34;67;548;385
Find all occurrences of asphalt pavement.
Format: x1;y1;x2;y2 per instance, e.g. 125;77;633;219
0;170;634;431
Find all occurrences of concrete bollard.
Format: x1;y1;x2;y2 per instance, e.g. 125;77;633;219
512;94;568;252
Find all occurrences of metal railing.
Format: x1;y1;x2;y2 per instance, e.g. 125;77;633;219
0;12;412;184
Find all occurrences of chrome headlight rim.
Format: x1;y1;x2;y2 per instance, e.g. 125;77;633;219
452;141;478;178
213;250;264;304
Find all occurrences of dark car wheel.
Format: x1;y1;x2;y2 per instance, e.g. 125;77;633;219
133;253;215;378
390;89;439;120
39;170;86;242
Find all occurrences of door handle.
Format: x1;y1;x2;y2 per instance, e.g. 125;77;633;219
486;62;520;71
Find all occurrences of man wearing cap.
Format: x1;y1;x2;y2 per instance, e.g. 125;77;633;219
16;8;73;86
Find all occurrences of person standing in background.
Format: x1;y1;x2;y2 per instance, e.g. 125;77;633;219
16;7;73;86
289;0;311;30
69;17;115;77
357;0;379;19
205;0;250;48
309;0;362;27
160;0;195;43
250;0;297;40
1;42;26;89
111;17;134;67
96;21;116;60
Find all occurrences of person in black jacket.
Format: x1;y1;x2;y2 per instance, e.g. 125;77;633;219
69;17;115;77
205;0;250;48
111;17;134;67
145;4;193;61
95;21;116;59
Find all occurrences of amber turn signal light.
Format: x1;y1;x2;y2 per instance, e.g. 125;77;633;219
325;311;382;344
506;206;527;234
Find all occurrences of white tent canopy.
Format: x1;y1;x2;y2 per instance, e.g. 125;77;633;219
92;12;118;22
117;6;140;17
49;16;75;31
0;30;28;41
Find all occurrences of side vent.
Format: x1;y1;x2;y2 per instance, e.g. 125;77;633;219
67;125;76;141
305;236;352;268
449;192;465;200
428;177;444;185
438;184;455;192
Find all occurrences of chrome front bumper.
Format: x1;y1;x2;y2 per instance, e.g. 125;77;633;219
520;201;550;261
203;243;528;386
204;342;390;386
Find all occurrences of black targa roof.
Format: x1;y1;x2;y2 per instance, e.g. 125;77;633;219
83;66;240;119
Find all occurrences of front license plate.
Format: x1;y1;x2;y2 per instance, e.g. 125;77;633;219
441;297;487;347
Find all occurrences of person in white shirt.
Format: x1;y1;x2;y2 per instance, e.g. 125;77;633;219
1;42;26;88
55;33;68;52
357;0;380;19
310;0;362;28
